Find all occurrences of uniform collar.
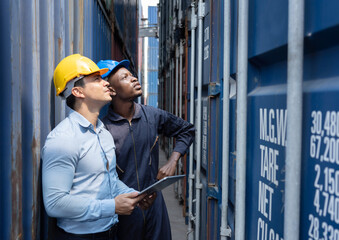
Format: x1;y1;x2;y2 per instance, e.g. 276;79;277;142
107;102;142;122
69;110;105;132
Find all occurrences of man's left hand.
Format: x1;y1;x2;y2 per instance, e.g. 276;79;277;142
157;151;181;180
137;192;157;210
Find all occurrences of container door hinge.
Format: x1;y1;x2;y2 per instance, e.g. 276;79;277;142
207;185;219;199
208;82;221;96
220;226;232;237
188;213;196;223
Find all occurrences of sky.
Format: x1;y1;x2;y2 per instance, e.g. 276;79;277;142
141;0;158;6
141;0;159;18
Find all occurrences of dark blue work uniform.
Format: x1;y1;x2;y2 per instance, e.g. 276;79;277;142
103;103;195;240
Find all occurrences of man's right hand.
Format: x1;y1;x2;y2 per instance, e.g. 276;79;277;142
114;192;145;215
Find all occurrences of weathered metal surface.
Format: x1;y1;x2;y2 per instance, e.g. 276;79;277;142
10;0;23;239
0;0;138;239
159;0;339;239
145;6;159;108
112;0;138;71
20;1;41;239
0;0;14;239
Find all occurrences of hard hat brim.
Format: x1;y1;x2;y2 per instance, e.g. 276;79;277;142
101;60;130;78
97;68;109;78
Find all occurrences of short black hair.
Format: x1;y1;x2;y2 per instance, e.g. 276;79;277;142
65;78;85;110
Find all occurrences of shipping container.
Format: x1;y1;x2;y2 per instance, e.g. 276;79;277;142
0;0;138;239
146;6;159;108
112;0;138;69
158;0;339;239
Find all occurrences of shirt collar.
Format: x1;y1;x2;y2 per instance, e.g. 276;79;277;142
107;102;142;122
69;110;105;132
96;119;105;132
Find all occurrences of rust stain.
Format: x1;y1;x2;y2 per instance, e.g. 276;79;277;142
31;136;40;240
58;37;62;55
11;136;23;240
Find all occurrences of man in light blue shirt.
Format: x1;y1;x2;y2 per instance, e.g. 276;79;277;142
42;54;152;239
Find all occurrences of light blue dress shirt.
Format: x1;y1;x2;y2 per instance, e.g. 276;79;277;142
42;110;135;234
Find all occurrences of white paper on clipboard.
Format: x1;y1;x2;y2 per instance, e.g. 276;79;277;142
138;175;185;195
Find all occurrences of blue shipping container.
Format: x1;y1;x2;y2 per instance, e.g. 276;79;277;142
158;0;339;239
0;0;137;239
146;6;159;108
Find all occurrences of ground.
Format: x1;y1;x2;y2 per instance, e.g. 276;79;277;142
159;149;187;240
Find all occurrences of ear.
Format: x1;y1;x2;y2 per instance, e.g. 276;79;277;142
107;79;116;97
71;87;85;99
109;86;117;97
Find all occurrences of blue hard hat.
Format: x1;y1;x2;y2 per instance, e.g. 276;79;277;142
96;59;130;78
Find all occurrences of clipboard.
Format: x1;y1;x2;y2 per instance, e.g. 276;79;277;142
138;175;185;195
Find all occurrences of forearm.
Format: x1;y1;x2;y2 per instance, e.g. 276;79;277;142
168;151;181;163
115;178;136;195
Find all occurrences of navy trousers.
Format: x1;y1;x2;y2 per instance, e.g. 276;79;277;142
116;192;172;240
55;225;117;240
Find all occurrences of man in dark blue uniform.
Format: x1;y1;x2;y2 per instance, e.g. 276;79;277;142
97;59;195;240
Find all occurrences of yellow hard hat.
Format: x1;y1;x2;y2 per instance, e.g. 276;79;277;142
53;54;109;96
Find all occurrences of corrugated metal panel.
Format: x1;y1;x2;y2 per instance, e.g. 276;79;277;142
146;6;159;109
148;6;158;25
246;0;339;239
149;37;159;48
202;0;211;86
148;95;158;108
112;0;138;70
206;0;223;238
159;0;339;239
0;0;12;239
148;72;158;93
113;0;124;39
125;0;138;63
148;46;159;70
92;0;112;62
0;0;133;238
147;71;158;108
200;176;208;240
